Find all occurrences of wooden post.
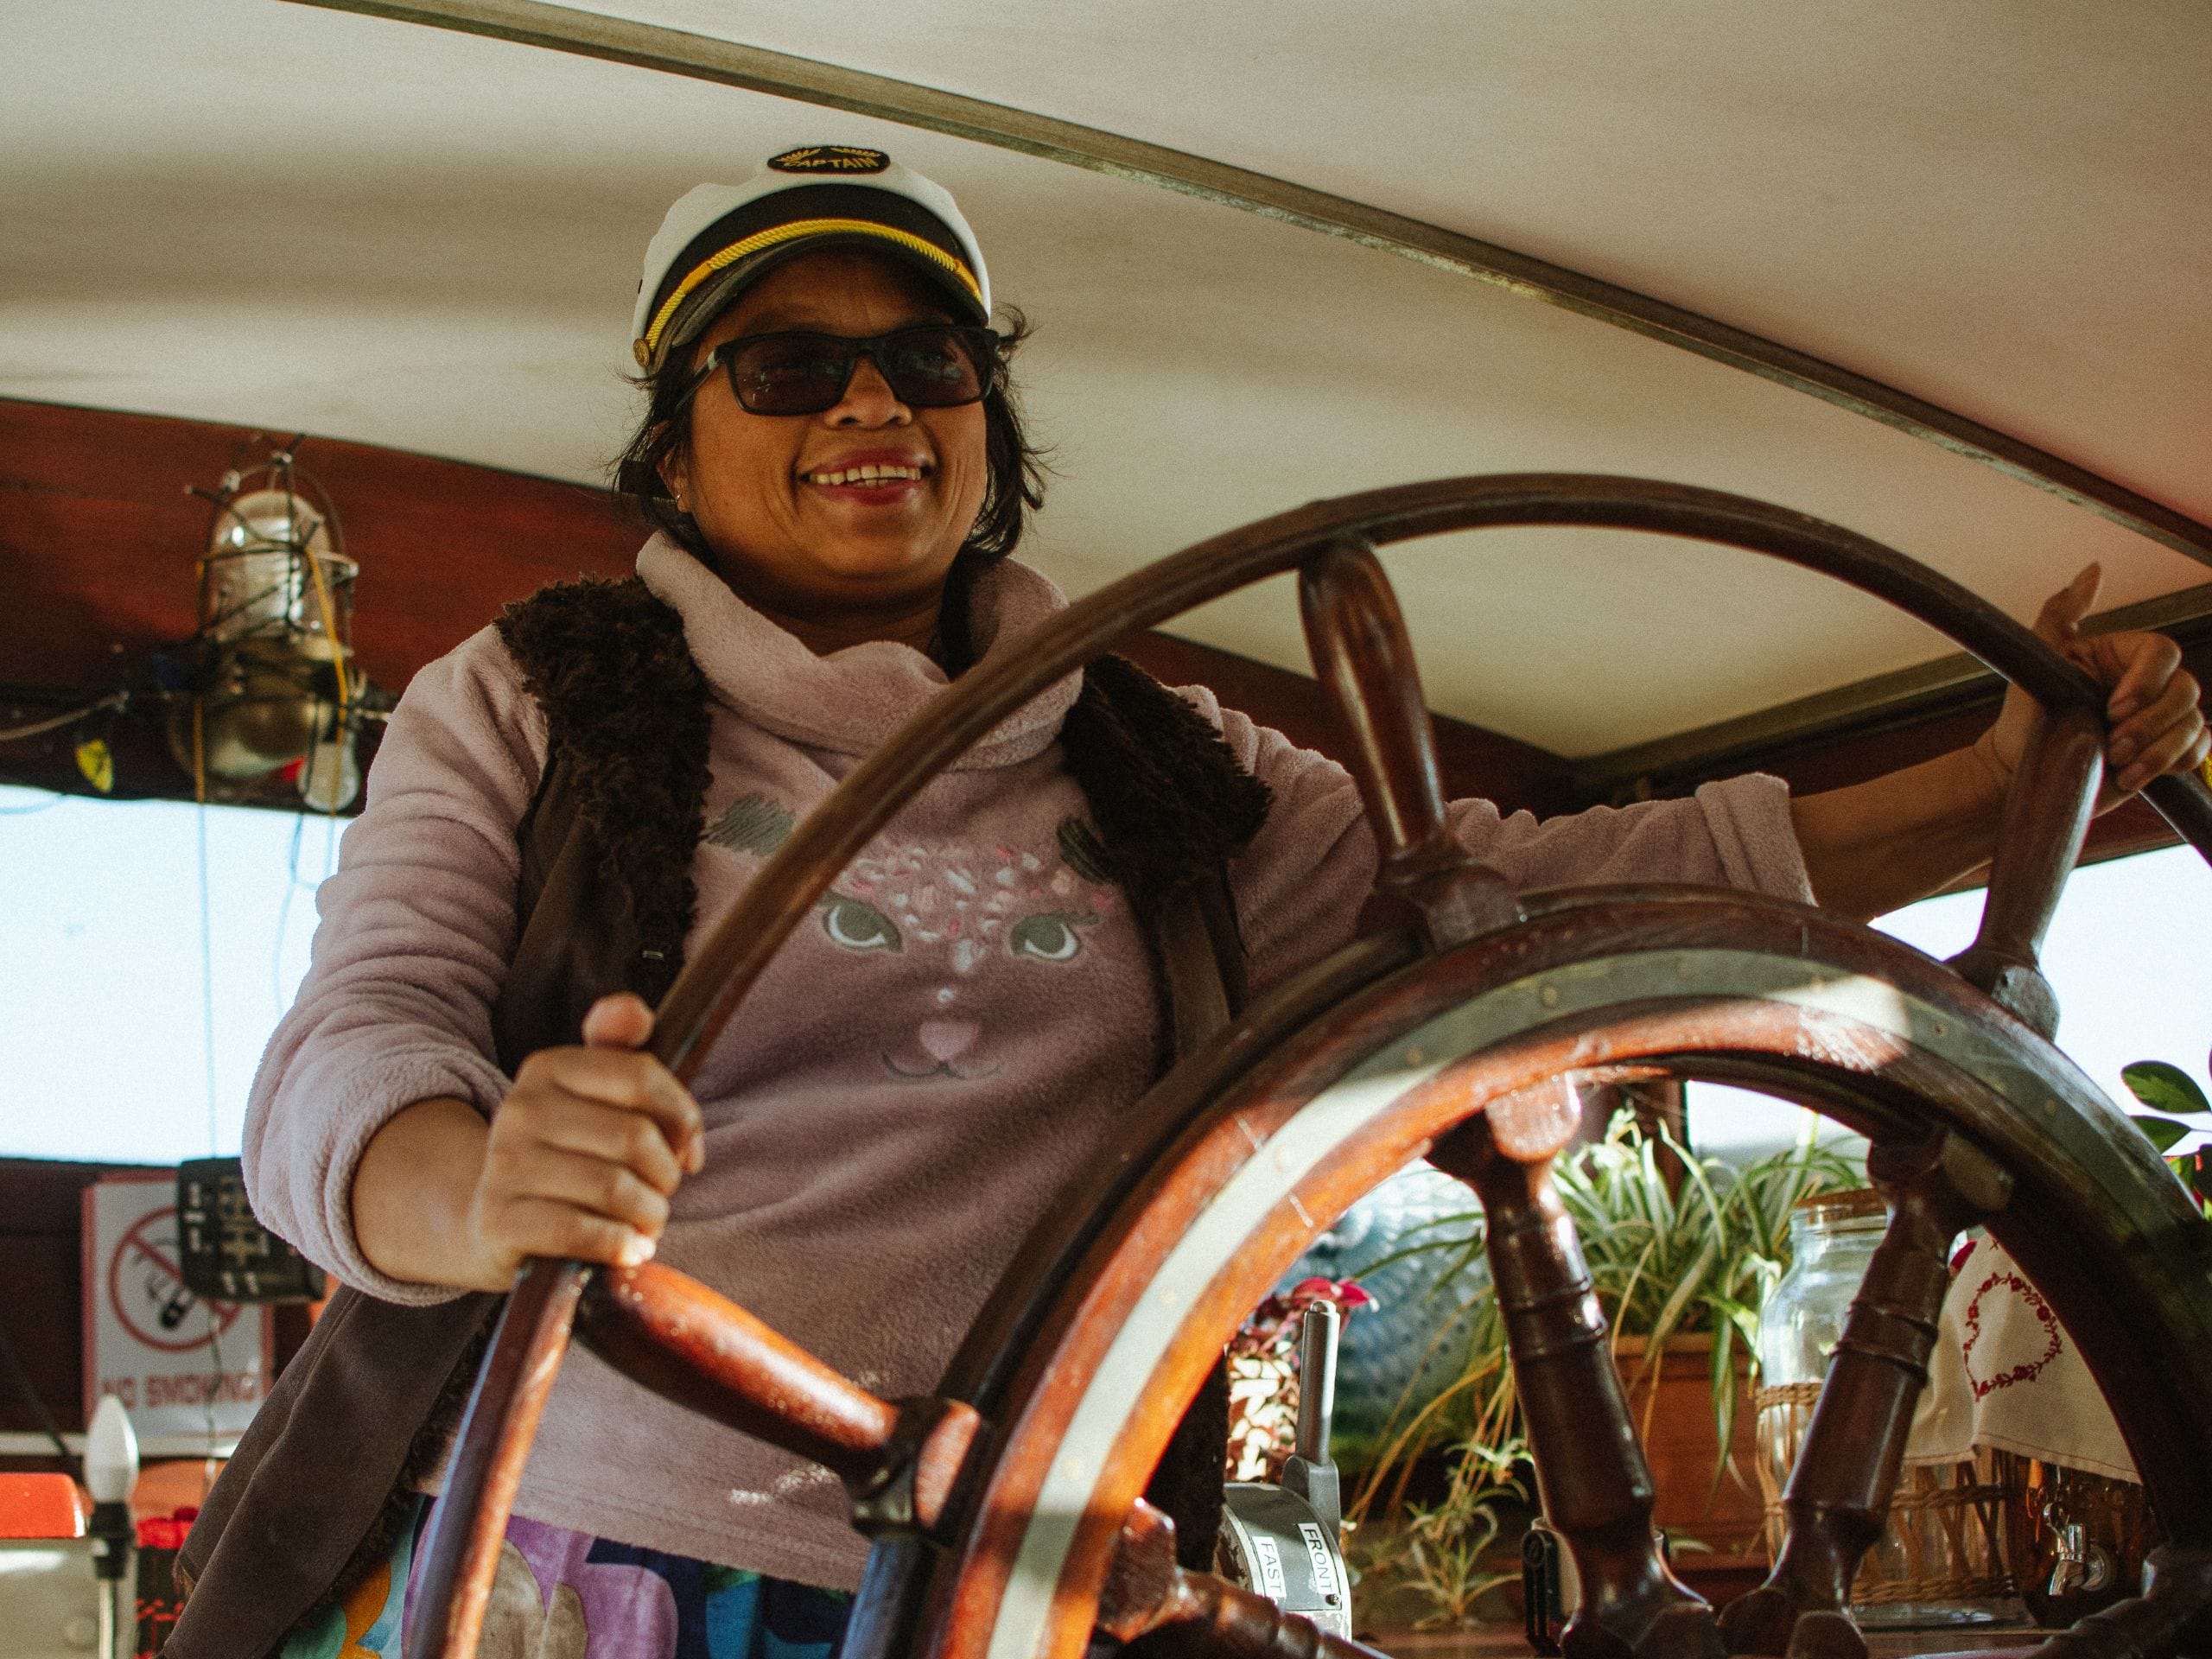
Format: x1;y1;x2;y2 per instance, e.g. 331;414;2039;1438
1431;1101;1724;1659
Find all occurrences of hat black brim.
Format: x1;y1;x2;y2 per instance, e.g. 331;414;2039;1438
657;233;988;368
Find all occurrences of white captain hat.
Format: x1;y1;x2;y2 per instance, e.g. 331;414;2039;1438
632;144;991;372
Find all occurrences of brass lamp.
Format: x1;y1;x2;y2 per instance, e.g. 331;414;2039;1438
166;447;363;810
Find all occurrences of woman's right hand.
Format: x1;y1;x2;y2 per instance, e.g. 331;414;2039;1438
465;991;706;1281
352;992;706;1293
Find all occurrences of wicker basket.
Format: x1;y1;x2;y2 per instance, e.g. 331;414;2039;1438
1756;1382;2017;1618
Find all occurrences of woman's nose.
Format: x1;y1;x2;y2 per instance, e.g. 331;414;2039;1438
828;353;910;425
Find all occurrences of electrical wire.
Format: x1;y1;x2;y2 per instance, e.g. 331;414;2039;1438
200;816;219;1157
272;810;308;1013
194;699;219;1155
0;1311;77;1471
296;478;352;714
0;692;127;743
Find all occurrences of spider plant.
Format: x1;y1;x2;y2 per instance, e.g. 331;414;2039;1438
1344;1108;1862;1626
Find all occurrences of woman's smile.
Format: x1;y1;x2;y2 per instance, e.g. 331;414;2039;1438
797;443;934;503
801;451;929;490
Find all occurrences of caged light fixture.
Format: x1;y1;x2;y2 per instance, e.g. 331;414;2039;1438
164;439;369;811
0;432;387;806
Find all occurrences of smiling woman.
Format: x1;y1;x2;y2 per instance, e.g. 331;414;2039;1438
610;150;1046;669
172;145;2209;1659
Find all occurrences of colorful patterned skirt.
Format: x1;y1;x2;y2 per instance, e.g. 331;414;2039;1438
280;1498;855;1659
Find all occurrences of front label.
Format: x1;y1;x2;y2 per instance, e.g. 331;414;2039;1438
1299;1521;1339;1599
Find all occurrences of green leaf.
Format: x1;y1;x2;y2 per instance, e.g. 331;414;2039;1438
1647;1236;1716;1350
2121;1061;2212;1119
2135;1116;2192;1153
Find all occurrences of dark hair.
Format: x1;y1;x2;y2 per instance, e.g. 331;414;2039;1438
612;307;1049;579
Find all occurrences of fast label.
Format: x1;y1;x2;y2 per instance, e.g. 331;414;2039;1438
1299;1521;1340;1600
1249;1534;1287;1600
84;1176;271;1441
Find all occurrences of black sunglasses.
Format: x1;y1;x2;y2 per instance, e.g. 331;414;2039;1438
677;325;1001;417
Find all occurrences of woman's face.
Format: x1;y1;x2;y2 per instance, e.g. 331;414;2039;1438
661;248;990;629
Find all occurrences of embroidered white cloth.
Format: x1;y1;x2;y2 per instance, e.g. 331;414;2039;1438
1906;1236;2136;1482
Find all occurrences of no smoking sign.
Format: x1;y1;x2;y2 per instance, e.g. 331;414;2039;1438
84;1175;270;1440
111;1207;245;1352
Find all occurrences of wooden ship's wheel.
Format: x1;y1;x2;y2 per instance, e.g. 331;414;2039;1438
405;477;2212;1659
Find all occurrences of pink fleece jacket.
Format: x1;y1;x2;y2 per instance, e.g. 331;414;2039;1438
243;537;1812;1586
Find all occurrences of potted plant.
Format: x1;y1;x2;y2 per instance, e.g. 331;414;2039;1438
1339;1110;1862;1628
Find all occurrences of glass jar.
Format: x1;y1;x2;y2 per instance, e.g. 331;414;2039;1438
1758;1190;1888;1397
1756;1191;2022;1629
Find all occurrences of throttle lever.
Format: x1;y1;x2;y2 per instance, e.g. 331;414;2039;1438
1281;1299;1343;1535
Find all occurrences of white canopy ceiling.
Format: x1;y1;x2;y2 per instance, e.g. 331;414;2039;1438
7;0;2207;757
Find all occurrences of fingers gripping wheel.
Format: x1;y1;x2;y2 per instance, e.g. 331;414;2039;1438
405;476;2212;1659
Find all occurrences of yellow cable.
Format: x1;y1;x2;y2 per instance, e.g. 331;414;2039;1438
301;541;351;713
192;696;206;805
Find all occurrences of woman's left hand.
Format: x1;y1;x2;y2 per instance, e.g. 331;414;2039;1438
1795;563;2206;918
1977;563;2209;806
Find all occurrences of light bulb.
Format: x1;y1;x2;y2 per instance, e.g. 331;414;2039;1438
86;1395;139;1505
298;732;361;812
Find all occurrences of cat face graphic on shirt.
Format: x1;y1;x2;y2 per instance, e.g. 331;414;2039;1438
704;793;1118;1081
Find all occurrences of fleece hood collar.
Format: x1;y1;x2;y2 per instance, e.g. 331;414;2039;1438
635;536;1082;769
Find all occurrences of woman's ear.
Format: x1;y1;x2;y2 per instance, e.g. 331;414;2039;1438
654;433;690;511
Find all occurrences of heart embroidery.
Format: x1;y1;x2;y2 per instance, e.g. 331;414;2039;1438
1960;1268;2063;1397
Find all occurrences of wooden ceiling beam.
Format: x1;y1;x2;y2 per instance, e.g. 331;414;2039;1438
0;397;642;694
